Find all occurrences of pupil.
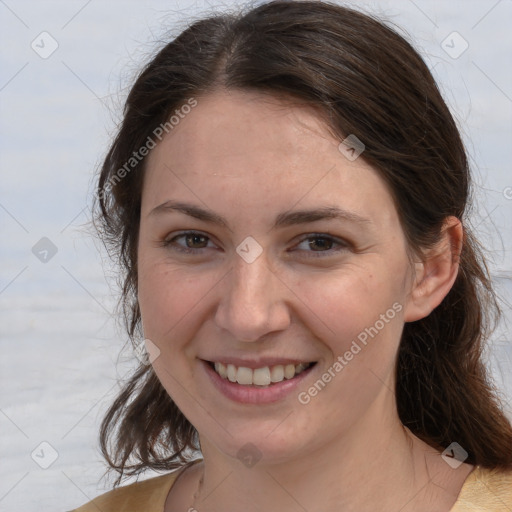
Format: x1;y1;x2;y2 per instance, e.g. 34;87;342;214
187;234;206;248
310;237;331;251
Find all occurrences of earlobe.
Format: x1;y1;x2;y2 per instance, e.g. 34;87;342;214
403;217;463;323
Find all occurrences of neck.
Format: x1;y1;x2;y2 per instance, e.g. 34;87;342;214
191;391;463;512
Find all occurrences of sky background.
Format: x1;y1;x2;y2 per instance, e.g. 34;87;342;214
0;1;511;510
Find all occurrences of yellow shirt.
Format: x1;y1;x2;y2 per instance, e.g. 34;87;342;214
71;464;512;511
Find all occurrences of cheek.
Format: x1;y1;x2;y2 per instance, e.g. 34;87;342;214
290;264;405;352
137;260;218;347
292;269;405;423
137;262;219;405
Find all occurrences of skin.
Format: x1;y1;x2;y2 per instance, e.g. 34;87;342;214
137;89;473;512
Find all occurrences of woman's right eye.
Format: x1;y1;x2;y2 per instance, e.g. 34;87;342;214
162;231;215;254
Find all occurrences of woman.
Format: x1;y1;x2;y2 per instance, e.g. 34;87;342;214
72;1;512;510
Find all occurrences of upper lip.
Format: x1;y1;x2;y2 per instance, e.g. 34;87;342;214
201;357;317;369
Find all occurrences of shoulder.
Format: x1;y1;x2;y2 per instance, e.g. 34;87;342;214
69;470;181;512
451;466;512;511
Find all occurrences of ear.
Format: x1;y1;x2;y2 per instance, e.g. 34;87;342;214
403;216;463;323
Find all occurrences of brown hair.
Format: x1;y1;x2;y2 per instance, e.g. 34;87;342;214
94;0;512;485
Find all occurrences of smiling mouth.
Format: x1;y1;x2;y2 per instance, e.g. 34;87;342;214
205;360;317;387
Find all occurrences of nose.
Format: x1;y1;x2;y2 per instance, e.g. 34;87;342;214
214;250;291;342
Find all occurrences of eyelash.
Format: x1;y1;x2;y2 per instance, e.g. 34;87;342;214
161;231;349;258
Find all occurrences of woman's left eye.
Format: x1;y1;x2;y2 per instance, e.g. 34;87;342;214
293;234;349;257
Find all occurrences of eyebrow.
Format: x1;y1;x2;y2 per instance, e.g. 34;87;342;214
148;200;371;230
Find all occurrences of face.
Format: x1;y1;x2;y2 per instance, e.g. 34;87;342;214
137;89;416;464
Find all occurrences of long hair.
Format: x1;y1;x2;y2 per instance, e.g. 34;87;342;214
93;0;512;485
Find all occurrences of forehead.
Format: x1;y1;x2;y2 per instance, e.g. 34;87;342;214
142;89;399;230
151;90;336;173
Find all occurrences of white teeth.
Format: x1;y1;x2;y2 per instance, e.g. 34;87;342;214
227;364;237;382
214;362;227;379
284;364;295;379
270;365;284;383
236;367;253;385
253;367;271;386
212;361;312;386
295;363;307;375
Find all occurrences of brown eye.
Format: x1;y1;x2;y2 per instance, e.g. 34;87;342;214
293;234;349;257
163;231;214;254
307;237;334;251
184;233;209;248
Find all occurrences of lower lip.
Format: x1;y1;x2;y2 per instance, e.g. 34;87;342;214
201;360;316;404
